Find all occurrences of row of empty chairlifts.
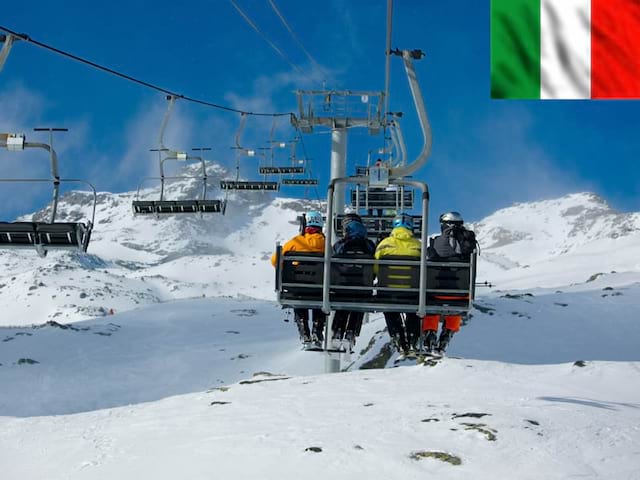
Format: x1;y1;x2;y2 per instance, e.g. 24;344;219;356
274;49;477;367
0;129;97;257
220;113;318;193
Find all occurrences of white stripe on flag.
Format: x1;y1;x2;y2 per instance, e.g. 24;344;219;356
541;0;591;99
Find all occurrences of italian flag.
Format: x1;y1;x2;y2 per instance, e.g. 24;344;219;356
491;0;640;99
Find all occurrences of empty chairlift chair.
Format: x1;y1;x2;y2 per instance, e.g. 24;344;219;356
0;130;97;258
132;152;226;216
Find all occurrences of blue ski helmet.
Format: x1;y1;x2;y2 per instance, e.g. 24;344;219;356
344;220;367;239
341;212;363;230
392;213;413;231
306;211;324;228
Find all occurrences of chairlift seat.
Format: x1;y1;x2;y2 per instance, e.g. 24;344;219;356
199;200;226;213
155;201;178;214
259;166;304;175
37;222;90;249
280;252;324;301
281;179;318;186
132;200;225;215
132;201;156;215
220;181;280;191
330;253;374;300
0;222;38;246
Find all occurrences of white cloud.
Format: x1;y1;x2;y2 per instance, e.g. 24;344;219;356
426;107;589;223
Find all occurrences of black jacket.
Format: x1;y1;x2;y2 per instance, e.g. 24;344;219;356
428;226;476;261
333;236;376;256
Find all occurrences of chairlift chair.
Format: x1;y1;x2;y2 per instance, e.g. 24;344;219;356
221;114;282;192
0;130;97;258
132;151;226;216
274;175;477;353
281;178;318;186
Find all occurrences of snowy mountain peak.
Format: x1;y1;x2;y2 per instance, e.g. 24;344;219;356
474;192;640;288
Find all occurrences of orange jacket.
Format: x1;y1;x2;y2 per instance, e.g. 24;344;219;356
271;231;325;267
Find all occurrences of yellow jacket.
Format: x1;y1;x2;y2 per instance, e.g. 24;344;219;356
271;231;325;266
374;227;421;259
374;226;421;286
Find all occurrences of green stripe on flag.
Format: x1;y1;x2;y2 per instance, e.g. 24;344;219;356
491;0;541;99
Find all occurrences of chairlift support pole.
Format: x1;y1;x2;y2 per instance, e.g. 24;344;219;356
330;128;347;237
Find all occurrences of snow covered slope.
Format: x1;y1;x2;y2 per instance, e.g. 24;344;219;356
1;357;639;479
474;193;640;288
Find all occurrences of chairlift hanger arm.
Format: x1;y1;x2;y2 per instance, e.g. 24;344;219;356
388;117;407;167
235;112;249;150
387;49;432;179
0;33;22;72
158;95;178;155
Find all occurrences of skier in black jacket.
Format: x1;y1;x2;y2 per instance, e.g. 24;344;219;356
423;211;477;354
331;214;376;349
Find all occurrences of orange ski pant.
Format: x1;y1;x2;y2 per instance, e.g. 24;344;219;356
422;314;461;333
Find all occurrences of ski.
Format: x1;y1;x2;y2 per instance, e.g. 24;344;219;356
417;351;444;366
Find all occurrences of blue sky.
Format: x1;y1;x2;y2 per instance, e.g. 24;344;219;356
1;0;639;228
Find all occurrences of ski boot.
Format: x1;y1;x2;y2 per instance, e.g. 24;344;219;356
436;329;455;355
400;333;418;359
422;330;438;355
344;330;356;353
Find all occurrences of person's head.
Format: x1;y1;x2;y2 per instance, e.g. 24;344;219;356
344;219;367;240
305;211;324;231
439;211;464;231
341;213;363;231
392;212;414;232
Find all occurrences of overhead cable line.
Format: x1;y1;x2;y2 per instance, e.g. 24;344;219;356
0;24;291;117
229;0;314;84
293;124;322;203
267;0;327;81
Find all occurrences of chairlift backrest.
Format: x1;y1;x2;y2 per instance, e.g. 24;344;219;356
259;166;304;175
334;214;423;239
350;186;414;210
282;178;318;186
220;180;279;191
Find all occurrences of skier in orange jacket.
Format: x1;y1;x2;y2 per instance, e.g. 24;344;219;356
271;211;326;346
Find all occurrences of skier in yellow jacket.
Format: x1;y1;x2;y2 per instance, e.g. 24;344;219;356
375;213;422;355
271;211;326;347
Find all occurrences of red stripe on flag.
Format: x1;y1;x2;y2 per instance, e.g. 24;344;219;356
592;0;640;98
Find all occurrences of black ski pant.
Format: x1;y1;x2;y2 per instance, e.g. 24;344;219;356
294;308;326;338
384;312;421;348
332;311;365;339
